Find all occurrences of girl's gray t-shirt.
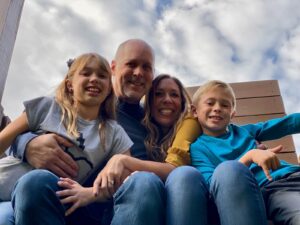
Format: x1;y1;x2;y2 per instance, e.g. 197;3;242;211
24;96;133;183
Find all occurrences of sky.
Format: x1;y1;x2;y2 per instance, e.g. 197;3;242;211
2;0;300;152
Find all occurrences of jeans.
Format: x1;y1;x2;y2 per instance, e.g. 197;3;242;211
112;166;208;225
10;166;209;225
111;171;165;225
12;169;111;225
0;201;14;225
210;161;268;225
165;166;209;225
262;171;300;224
12;169;65;225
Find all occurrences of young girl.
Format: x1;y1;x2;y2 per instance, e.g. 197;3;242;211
0;53;133;201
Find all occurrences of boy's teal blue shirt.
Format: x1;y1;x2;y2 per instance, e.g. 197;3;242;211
190;113;300;187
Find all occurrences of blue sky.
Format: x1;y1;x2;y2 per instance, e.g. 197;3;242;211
2;0;300;151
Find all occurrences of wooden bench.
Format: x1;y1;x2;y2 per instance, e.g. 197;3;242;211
0;80;298;224
187;80;298;225
186;80;298;164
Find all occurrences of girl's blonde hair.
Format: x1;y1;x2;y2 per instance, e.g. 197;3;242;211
55;53;115;150
192;80;236;109
142;74;191;162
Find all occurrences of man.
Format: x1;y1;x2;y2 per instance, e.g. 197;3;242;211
4;39;206;225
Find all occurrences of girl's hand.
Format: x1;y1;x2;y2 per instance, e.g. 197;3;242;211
56;178;96;216
240;145;282;181
93;154;131;198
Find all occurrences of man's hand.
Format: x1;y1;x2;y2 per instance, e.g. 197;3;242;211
93;154;131;198
25;133;78;178
241;145;283;181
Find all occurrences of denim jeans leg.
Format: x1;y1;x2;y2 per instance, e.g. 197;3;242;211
0;201;14;225
111;171;165;225
210;161;267;225
165;166;209;225
12;169;65;225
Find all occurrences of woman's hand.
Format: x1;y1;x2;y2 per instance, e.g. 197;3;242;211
239;145;283;181
93;154;131;198
56;178;104;216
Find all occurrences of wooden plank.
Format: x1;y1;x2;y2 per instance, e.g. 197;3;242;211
261;137;295;153
186;80;280;99
233;114;286;124
277;152;298;164
230;80;280;99
235;96;285;116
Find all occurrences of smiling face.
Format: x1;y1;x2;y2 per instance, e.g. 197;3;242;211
151;77;182;133
66;56;111;114
111;40;154;104
193;86;235;137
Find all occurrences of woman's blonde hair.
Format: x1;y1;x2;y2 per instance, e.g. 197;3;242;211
55;53;115;150
142;74;191;162
192;80;236;109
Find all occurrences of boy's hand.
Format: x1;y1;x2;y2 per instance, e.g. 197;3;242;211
247;145;283;181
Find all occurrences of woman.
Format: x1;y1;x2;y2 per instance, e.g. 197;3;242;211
143;74;208;225
92;74;208;225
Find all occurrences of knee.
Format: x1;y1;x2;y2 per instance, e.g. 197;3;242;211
211;161;256;194
166;166;207;192
122;171;164;195
166;166;208;206
212;161;249;183
12;169;59;204
114;171;164;207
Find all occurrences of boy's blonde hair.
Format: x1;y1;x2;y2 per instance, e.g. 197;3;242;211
192;80;236;109
55;53;115;150
142;74;191;162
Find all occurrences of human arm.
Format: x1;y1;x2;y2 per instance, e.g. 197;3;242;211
239;145;283;181
0;112;29;155
98;114;200;189
166;114;202;166
57;177;107;216
244;113;300;142
93;151;175;197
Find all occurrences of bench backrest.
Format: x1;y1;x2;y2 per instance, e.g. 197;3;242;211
186;80;297;164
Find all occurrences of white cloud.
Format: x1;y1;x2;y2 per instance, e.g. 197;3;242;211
2;0;300;152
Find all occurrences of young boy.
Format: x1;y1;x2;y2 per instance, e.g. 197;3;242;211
190;80;300;225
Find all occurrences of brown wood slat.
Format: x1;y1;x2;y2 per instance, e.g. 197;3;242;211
186;86;199;98
277;152;298;164
186;80;280;99
230;80;280;99
233;114;286;124
235;96;285;116
262;137;295;153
